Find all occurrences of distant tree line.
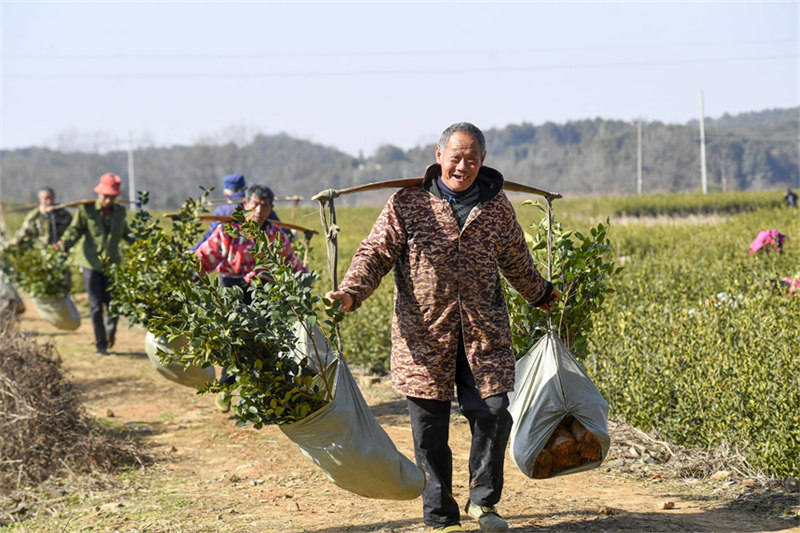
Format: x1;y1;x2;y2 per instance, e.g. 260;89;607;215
1;107;797;209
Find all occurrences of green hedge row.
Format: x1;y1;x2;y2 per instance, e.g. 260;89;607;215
603;190;784;217
587;207;799;478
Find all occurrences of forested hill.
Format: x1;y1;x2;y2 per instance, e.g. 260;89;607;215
1;107;797;209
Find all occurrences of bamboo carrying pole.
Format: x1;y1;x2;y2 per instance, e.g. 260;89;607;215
312;177;561;203
5;198;134;213
175;214;317;235
203;195;304;223
313;176;562;345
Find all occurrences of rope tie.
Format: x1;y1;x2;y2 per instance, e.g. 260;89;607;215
317;195;343;353
546;197;554;332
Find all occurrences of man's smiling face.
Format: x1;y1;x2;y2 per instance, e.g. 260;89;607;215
436;131;485;192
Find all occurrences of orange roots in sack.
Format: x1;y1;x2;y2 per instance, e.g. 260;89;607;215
530;416;602;479
531;448;553;479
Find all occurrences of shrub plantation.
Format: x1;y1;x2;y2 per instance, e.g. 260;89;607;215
586;206;799;478
588;189;782;218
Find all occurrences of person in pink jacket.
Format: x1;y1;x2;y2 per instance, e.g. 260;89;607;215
195;184;305;288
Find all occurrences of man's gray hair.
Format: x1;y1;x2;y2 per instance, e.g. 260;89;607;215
39;187;55;197
248;184;275;203
438;122;486;156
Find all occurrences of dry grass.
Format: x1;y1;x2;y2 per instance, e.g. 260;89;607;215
0;313;151;525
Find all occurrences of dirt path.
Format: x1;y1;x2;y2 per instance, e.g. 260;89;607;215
15;295;799;533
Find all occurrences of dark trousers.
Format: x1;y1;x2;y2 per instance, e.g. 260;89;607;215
82;268;118;351
219;277;251;385
406;339;513;528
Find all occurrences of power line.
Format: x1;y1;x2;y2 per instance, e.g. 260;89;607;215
5;54;797;80
5;38;796;61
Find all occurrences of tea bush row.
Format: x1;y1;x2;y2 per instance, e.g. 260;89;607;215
603;189;782;217
587;207;799;477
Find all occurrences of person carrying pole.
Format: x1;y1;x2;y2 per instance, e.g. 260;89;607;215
9;187;73;249
326;122;560;533
57;173;134;355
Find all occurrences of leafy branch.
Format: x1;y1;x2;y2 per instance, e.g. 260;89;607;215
1;244;71;298
505;201;621;358
151;211;339;427
109;189;209;329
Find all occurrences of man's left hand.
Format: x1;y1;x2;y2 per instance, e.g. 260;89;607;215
537;287;561;312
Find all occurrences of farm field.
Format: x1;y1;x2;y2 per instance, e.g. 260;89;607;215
3;189;799;531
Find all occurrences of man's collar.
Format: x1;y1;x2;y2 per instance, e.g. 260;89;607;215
422;163;504;203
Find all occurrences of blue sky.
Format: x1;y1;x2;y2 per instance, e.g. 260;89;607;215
1;1;797;156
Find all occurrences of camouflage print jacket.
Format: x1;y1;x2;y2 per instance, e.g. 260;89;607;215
12;207;73;247
338;164;552;401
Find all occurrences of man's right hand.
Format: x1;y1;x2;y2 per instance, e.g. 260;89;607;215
325;290;353;313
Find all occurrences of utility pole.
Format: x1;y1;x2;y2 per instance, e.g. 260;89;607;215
0;166;5;239
699;90;708;194
127;134;137;210
636;118;643;195
721;160;727;193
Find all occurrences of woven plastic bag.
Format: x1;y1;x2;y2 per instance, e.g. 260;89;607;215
144;331;216;388
289;320;336;373
508;331;610;478
280;350;425;500
31;295;80;330
0;273;25;315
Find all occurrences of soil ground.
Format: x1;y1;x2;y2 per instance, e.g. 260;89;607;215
6;294;799;533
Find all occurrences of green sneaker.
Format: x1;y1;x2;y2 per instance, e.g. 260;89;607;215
215;392;231;413
466;502;509;532
431;525;465;533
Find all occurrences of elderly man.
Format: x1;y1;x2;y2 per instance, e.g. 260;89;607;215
327;123;559;533
11;187;72;248
58;173;134;355
195;184;306;411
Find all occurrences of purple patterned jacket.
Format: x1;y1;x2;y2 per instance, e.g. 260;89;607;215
338;164;551;401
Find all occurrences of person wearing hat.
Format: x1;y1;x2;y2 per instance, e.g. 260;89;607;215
193;173;288;250
57;173;134;355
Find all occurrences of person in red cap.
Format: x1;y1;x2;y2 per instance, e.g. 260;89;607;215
58;173;134;355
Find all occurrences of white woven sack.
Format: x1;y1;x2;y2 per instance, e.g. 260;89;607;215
508;331;610;478
289;320;336;372
0;274;25;314
280;356;425;500
144;331;216;388
32;295;80;330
